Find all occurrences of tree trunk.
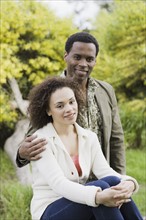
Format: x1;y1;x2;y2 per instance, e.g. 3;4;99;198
4;119;32;185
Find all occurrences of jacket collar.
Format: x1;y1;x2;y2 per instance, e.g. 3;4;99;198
41;122;88;138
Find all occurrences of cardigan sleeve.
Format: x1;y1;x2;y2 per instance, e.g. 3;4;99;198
91;132;139;193
16;124;37;167
32;138;101;207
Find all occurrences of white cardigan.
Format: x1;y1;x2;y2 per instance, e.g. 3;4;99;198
30;123;139;220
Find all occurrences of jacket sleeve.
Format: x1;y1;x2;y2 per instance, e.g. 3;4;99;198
16;124;36;167
96;80;126;174
109;86;126;174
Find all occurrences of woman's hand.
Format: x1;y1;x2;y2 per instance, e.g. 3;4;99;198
95;180;134;207
111;180;135;206
95;187;130;207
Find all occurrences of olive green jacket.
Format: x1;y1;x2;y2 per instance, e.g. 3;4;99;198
16;78;126;174
94;80;125;174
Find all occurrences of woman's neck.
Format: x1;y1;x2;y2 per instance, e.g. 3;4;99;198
53;123;78;156
53;123;75;136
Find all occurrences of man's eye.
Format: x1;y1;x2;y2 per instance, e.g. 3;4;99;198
74;55;80;60
87;57;94;62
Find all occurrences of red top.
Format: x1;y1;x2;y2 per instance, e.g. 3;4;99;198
71;155;82;176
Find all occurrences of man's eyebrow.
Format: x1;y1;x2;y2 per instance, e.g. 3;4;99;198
74;53;95;58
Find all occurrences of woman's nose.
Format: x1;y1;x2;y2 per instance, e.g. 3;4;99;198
65;104;72;112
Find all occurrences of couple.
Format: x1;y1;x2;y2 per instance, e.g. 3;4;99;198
17;32;142;219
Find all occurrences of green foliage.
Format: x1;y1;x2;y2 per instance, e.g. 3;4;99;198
1;1;77;127
1;183;32;220
92;0;146;148
119;100;146;149
0;87;18;124
0;149;32;220
93;1;145;91
0;149;16;181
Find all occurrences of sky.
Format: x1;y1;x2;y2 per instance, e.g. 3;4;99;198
41;0;99;29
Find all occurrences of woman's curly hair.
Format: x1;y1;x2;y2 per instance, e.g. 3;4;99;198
28;76;85;129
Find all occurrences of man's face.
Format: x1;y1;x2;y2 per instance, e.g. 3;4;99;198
64;42;96;83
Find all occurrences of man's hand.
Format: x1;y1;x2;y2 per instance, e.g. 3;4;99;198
18;135;47;161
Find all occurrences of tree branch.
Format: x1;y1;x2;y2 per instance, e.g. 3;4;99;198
8;77;29;116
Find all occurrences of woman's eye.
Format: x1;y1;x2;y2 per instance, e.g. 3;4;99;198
70;100;75;104
57;105;63;108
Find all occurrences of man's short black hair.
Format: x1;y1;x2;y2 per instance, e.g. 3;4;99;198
65;32;99;56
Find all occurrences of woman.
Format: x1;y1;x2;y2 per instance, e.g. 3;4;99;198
28;77;142;220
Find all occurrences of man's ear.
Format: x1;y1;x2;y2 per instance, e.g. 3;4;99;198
64;52;68;60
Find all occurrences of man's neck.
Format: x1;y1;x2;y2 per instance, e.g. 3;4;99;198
80;79;88;92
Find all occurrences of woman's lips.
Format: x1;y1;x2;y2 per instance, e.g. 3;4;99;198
64;113;76;119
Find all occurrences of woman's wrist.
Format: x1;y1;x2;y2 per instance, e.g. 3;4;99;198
95;190;102;205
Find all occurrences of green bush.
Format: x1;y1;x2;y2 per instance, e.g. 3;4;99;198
119;101;145;149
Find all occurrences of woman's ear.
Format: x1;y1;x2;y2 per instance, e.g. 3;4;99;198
46;110;51;116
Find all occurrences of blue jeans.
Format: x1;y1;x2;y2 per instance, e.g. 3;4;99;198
41;176;143;220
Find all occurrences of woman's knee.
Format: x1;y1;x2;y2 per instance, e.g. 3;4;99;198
100;176;121;187
86;179;110;190
86;176;121;190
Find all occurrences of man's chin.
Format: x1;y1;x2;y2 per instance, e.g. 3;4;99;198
75;76;87;82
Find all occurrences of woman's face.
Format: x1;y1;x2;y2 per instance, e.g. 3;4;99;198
48;87;78;127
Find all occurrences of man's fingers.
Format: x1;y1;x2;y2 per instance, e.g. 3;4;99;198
19;136;47;161
28;138;47;149
29;145;46;158
25;134;38;142
30;155;42;161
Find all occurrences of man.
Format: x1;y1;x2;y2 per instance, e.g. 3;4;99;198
16;32;126;174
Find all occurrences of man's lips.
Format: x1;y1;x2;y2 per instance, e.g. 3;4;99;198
74;69;88;77
75;69;88;73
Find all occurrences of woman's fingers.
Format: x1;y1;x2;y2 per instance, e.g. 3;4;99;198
116;199;131;206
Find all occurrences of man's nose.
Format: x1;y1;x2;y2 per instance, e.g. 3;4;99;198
79;58;87;66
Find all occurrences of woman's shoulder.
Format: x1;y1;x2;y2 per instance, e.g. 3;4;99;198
34;123;54;138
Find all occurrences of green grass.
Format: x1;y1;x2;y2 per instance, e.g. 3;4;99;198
0;148;146;219
126;149;146;216
0;149;32;220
